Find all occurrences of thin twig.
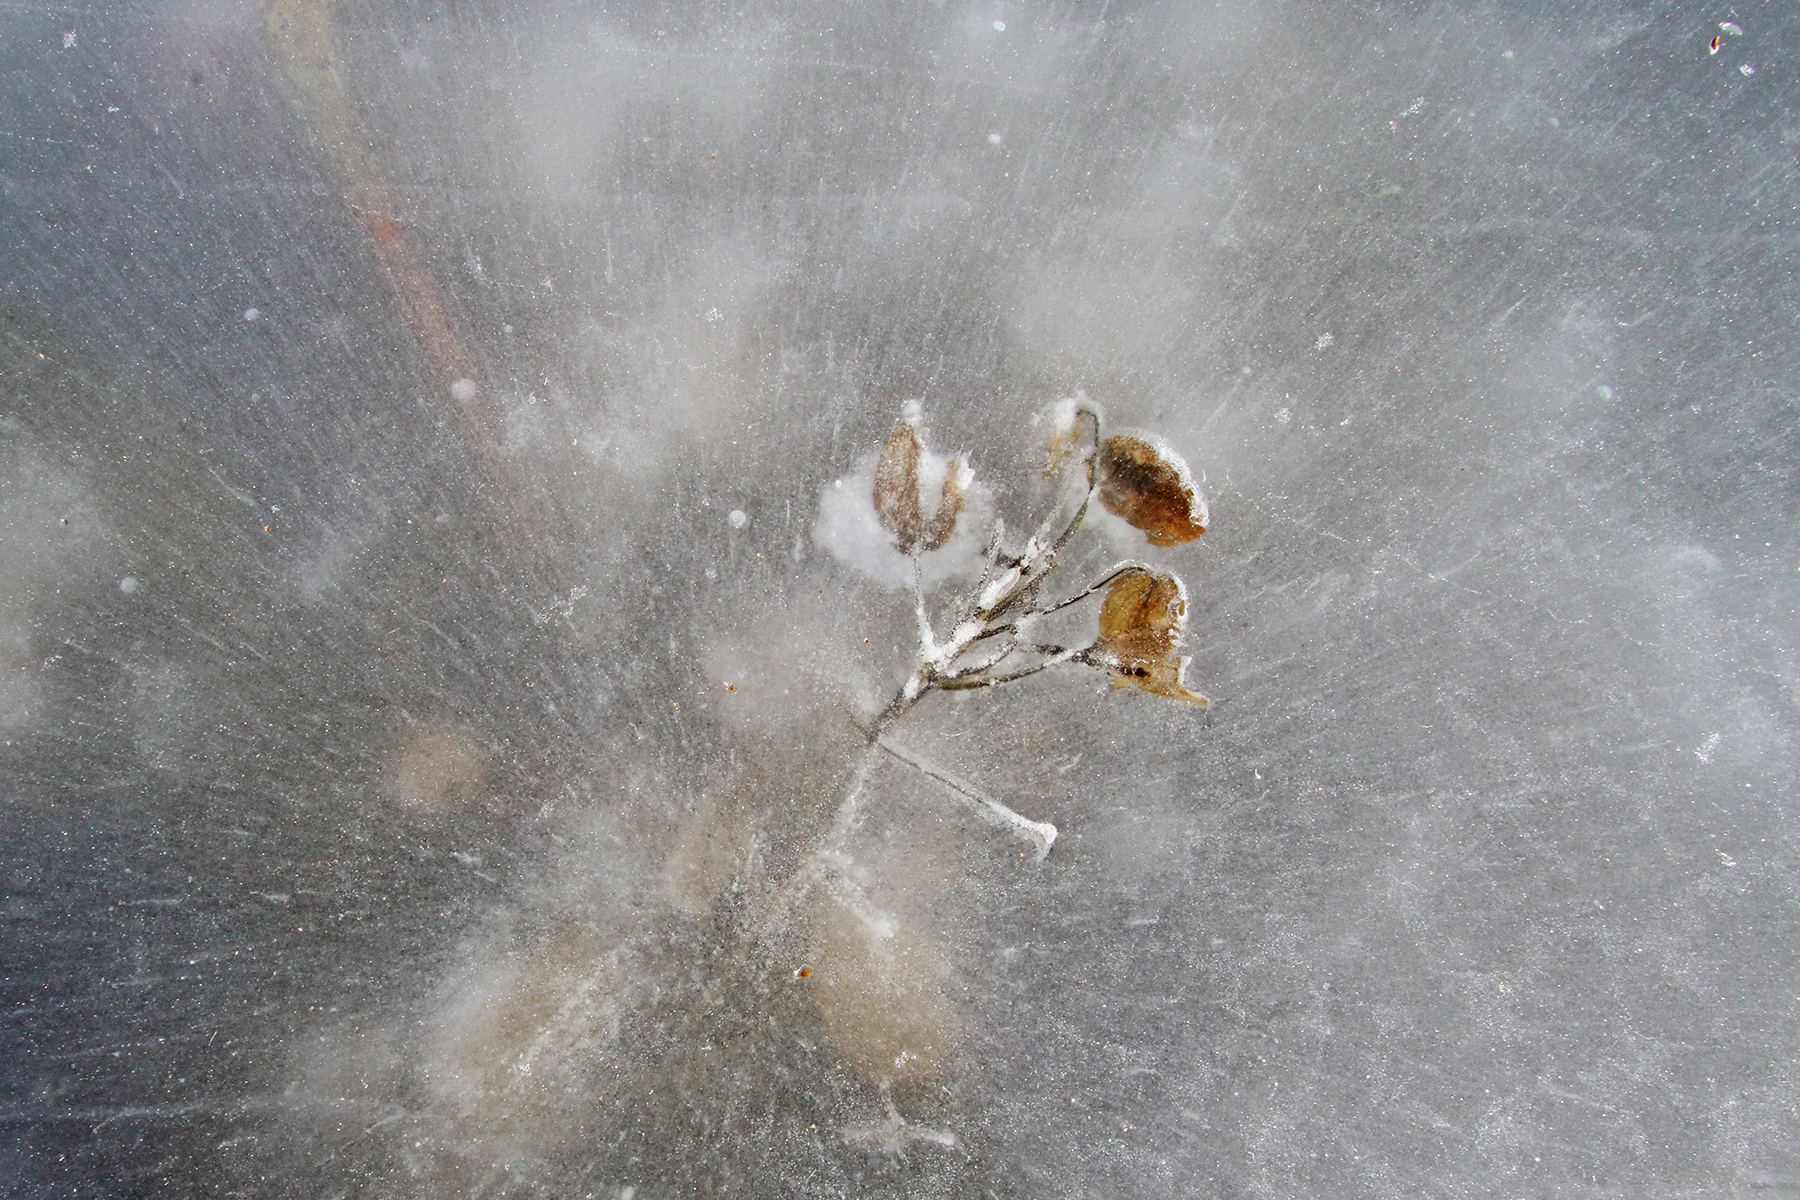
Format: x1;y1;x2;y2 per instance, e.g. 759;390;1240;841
936;644;1092;691
874;737;1058;860
1035;559;1152;618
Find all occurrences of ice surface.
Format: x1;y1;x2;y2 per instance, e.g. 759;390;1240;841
2;1;1798;1196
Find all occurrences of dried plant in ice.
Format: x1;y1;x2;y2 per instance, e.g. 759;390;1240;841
335;393;1216;1175
862;392;1210;755
764;392;1212;1127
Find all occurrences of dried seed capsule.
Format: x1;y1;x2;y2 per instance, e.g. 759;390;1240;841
1092;567;1208;704
871;403;971;556
1043;394;1096;476
919;458;970;552
872;417;924;554
1094;434;1207;546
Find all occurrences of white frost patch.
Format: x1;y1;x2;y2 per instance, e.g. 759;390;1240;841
1042;394;1081;435
944;621;982;656
531;585;589;626
1694;733;1721;764
1662;545;1722;576
812;449;990;590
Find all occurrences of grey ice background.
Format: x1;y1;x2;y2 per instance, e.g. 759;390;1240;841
2;0;1797;1196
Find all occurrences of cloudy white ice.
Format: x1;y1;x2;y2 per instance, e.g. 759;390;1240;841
2;1;1797;1196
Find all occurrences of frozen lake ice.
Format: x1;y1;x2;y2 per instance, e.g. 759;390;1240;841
2;1;1797;1195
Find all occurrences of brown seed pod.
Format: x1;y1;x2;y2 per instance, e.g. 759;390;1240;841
871;404;970;556
872;418;924;554
1092;567;1208;705
919;458;969;552
1094;435;1207;546
1043;396;1093;477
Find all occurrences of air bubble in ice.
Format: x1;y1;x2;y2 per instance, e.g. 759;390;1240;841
450;378;479;402
728;509;747;528
242;307;259;321
119;576;139;594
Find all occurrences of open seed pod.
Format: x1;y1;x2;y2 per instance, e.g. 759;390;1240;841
871;402;970;555
919;457;969;552
1091;567;1208;705
1042;393;1098;477
872;416;924;553
1094;434;1207;546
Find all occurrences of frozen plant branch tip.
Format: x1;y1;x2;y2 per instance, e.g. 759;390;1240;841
857;394;1212;851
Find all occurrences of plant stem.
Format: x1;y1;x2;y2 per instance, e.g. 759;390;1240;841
874;737;1058;859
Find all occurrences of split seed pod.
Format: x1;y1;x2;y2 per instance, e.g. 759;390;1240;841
1094;435;1207;546
1043;394;1096;477
1092;567;1208;704
872;403;970;555
920;459;968;552
872;419;924;552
